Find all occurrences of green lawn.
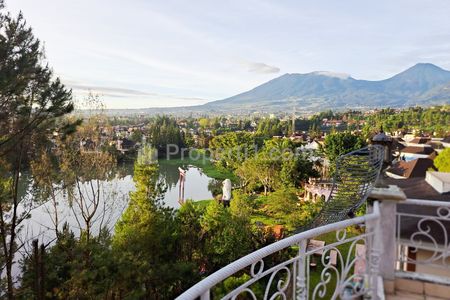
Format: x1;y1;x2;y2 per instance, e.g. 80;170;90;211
159;149;237;181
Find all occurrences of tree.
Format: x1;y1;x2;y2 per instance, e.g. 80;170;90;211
30;152;64;235
58;95;121;243
113;145;194;298
60;146;116;241
147;116;184;157
177;201;204;265
19;225;118;299
237;153;280;195
263;188;322;229
200;199;253;271
209;132;260;170
0;4;74;298
237;138;318;194
323;132;366;174
435;148;450;172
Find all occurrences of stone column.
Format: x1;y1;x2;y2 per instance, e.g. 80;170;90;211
368;185;406;294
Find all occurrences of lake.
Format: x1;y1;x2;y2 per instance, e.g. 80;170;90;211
18;160;218;253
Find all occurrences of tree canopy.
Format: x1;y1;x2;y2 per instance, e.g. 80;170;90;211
435;148;450;172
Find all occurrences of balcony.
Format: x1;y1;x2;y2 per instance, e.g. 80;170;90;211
177;185;450;300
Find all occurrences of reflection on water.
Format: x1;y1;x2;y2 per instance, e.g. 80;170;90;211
21;160;216;239
158;160;216;207
13;160;218;276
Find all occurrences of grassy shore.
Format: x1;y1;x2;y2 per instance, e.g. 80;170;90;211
159;149;237;181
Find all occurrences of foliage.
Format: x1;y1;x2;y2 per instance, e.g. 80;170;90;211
112;152;196;298
263;188;300;226
147;115;185;157
262;188;322;229
435;148;450;172
0;4;75;297
209;132;260;170
256;118;287;137
213;273;264;299
177;201;205;265
19;226;117;299
237;138;318;194
200;200;254;271
362;106;450;137
323;131;366;173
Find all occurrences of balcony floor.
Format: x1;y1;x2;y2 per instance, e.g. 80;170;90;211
385;277;450;300
386;291;447;300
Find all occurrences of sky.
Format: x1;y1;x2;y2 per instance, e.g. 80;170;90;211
5;0;450;109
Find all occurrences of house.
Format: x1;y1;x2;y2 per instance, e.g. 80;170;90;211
116;138;135;154
442;136;450;148
426;140;444;151
386;158;436;179
300;140;320;151
395;146;435;161
409;137;431;144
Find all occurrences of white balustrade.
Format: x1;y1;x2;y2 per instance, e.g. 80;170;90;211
177;202;381;300
395;198;450;285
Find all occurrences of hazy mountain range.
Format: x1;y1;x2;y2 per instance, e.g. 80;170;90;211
109;63;450;116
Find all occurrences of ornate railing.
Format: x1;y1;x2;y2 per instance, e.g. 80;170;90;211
396;198;450;284
177;201;381;300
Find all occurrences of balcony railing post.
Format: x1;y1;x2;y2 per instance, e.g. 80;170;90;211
296;239;307;300
366;201;382;299
369;185;406;293
200;290;210;300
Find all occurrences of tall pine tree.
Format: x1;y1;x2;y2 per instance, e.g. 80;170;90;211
0;2;74;298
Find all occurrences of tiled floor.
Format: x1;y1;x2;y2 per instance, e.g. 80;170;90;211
386;291;448;300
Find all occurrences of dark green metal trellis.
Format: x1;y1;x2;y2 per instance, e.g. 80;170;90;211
303;145;384;230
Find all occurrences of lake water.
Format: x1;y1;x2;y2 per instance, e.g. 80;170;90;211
11;160;218;276
9;161;220;276
15;161;216;263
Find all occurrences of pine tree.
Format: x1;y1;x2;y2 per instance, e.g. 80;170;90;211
0;3;74;298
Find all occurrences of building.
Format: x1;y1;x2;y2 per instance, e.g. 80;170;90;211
386;158;436;179
396;146;435;161
442;136;450;148
116;138;136;154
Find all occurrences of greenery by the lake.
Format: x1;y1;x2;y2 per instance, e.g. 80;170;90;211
160;149;238;182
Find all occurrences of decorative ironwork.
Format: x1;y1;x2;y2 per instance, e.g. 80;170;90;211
305;145;384;230
177;202;381;300
396;199;450;272
177;146;385;300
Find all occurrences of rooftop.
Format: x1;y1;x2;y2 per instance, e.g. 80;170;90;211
384;177;450;201
399;146;435;155
386;158;436;179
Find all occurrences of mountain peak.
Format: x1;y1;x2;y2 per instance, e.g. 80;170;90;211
387;63;450;83
204;63;450;112
412;62;442;69
403;63;448;74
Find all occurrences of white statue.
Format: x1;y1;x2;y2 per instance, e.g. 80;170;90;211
222;179;232;207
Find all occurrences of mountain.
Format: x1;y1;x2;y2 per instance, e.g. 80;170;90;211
201;63;450;113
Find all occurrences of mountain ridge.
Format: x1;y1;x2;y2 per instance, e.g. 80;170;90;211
201;63;450;113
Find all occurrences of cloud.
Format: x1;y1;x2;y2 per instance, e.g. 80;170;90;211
65;82;209;108
67;84;155;96
245;62;280;74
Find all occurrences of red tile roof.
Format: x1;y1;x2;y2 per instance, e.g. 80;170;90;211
400;146;435;155
387;158;436;178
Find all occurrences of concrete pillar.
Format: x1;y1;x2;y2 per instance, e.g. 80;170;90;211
368;185;406;293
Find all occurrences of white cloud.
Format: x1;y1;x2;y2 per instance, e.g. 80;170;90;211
67;83;209;109
245;62;280;74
